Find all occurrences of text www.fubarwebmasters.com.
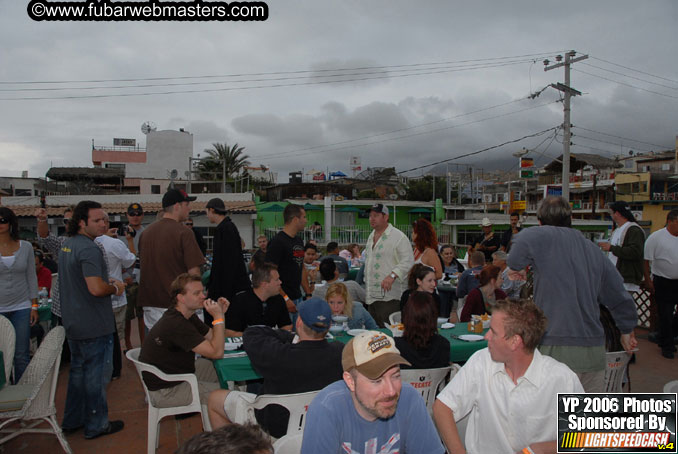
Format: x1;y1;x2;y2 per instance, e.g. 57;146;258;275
27;0;269;21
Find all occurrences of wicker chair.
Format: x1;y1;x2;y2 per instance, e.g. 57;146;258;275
0;316;15;383
0;326;70;453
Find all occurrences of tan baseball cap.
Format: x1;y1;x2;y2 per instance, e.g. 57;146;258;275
342;331;411;380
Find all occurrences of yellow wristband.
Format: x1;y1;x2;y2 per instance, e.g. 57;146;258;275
212;318;224;326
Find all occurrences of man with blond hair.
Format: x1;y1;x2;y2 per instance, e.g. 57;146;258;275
434;299;583;454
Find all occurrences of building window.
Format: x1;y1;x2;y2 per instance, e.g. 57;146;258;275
151;185;160;194
661;164;671;171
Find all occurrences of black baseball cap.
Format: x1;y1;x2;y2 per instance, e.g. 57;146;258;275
206;198;227;214
162;189;196;208
370;203;389;215
127;203;143;215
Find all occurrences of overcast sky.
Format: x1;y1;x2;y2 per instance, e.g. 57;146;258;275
1;0;676;183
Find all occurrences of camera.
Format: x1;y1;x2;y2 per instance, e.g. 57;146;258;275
117;224;136;238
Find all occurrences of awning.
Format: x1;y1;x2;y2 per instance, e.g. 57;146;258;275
337;206;361;212
409;207;433;213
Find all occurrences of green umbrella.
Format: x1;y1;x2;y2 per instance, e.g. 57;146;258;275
303;203;322;211
337;206;361;212
259;204;285;212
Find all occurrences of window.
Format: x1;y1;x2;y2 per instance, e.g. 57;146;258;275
151;185;160;194
662;164;671;171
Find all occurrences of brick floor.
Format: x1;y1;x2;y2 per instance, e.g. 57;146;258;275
2;327;676;454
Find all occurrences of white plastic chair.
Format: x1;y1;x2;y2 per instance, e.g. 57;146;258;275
401;365;454;414
663;380;678;394
126;348;210;454
388;311;401;325
0;326;70;453
0;316;15;383
273;432;303;454
244;390;320;437
603;351;633;393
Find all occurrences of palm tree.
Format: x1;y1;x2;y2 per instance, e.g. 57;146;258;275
197;142;250;181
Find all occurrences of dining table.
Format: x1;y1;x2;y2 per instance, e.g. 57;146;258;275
212;324;487;389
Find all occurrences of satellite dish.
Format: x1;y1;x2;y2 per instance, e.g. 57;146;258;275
388;193;399;200
141;121;157;134
512;147;529;158
170;169;178;179
398;188;407;196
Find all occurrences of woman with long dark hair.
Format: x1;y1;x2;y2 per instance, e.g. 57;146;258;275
459;264;506;322
395;291;450;369
412;219;443;279
0;207;39;381
400;263;441;312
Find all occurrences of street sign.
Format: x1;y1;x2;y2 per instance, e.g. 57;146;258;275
519;170;534;178
511;200;526;210
520;157;534;168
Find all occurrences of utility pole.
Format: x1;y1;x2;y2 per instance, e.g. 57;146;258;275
544;50;588;202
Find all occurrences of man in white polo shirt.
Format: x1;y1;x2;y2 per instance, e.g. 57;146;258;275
643;209;678;359
433;299;583;454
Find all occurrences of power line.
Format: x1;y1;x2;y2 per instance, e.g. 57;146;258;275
261;100;560;161
572;126;670;149
590;56;678;85
0;60;546;101
574;69;678;100
0;59;541;94
580;63;678;91
0;51;568;85
571;133;654;153
396;127;559;175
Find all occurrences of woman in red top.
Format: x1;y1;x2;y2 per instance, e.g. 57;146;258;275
34;249;52;296
459;264;506;322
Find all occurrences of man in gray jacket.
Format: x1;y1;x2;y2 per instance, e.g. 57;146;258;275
507;196;637;392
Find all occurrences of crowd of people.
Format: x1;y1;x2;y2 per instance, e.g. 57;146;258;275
1;191;676;453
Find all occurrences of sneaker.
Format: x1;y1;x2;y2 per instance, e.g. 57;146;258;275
84;420;124;439
661;350;675;360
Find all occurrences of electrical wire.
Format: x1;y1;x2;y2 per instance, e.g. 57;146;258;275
571;133;654;153
573;69;678;100
0;60;546;101
0;51;569;85
261;100;560;161
396;127;559;175
580;63;678;91
590;56;678;85
572;126;669;149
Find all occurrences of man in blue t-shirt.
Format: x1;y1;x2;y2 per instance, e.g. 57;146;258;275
301;331;445;454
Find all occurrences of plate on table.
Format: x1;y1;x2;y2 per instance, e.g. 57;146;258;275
346;329;367;336
457;334;485;342
440;323;455;329
224;342;242;351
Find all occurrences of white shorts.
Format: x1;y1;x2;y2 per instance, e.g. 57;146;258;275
223;390;258;424
143;307;167;331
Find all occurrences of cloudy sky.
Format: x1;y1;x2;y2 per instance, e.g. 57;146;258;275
1;0;676;183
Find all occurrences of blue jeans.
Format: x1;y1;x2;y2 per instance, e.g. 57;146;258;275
62;334;113;437
1;309;31;382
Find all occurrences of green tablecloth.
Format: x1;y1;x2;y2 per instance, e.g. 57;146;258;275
38;305;52;322
347;267;360;281
213;325;487;389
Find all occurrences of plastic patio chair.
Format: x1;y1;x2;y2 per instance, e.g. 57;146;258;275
273;432;303;454
388;311;401;325
0;316;15;383
126;348;210;454
243;390;320;437
400;365;455;414
603;350;633;393
0;326;70;453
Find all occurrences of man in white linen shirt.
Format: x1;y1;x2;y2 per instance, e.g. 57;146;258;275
433;298;583;454
364;203;414;327
96;212;136;378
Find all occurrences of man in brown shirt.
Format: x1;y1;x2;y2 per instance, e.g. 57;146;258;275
138;189;205;331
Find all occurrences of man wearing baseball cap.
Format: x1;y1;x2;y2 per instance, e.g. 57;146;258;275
205;197;250;324
123;202;146;351
301;331;444;453
363;203;414;327
138;188;204;331
208;297;344;438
